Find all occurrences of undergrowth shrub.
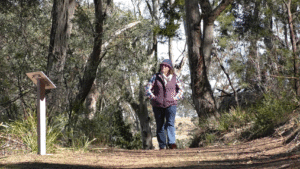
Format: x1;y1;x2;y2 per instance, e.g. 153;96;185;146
189;118;221;147
189;128;220;147
218;106;251;132
190;91;298;148
176;138;191;149
65;104;142;150
5;111;61;153
110;109;142;150
242;92;297;140
70;113;111;149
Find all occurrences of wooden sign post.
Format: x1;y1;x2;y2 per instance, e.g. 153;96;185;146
26;71;56;155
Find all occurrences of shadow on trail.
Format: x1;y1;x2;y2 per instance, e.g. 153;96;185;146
2;153;300;169
0;162;105;169
145;152;300;169
1;151;299;169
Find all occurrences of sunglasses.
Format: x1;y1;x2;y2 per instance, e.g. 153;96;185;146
161;64;170;68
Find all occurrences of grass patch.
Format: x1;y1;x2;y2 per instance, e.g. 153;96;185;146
4;111;62;153
218;106;251;132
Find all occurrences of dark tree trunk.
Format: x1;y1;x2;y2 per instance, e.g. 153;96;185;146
185;0;233;118
73;0;107;112
47;0;76;116
137;81;153;149
185;0;213;118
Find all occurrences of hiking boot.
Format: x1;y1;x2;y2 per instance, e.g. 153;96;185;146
169;144;177;149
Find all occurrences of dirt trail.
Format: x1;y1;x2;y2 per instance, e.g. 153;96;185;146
1;137;300;169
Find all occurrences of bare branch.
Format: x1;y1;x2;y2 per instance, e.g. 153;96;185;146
102;21;141;51
145;0;153;18
215;54;239;107
269;75;299;79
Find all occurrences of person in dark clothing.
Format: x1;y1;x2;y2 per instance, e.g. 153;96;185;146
145;59;184;150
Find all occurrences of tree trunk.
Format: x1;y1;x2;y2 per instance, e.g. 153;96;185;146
85;81;99;120
169;37;174;65
285;0;299;95
253;1;261;84
46;0;76;115
73;0;106;112
137;81;153;149
125;78;153;150
147;0;159;69
152;0;159;69
185;0;233;118
84;21;141;120
185;0;213;118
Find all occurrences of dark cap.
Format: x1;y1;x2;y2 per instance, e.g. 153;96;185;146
160;59;173;69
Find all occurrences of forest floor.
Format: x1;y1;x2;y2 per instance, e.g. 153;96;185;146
0;136;300;169
1;117;300;168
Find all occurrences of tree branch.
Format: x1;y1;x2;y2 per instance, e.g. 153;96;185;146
269;75;299;79
211;0;234;21
215;54;239;107
145;0;153;18
102;21;141;51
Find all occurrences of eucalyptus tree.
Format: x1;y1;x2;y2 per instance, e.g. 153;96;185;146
46;0;114;124
46;0;76;121
155;0;185;65
0;0;52;121
213;0;264;100
231;0;278;89
283;0;300;95
116;0;162;149
227;0;300;94
211;0;300;115
185;0;234;118
62;0;156;149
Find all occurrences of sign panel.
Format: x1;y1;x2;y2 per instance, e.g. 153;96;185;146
26;71;56;155
26;71;56;89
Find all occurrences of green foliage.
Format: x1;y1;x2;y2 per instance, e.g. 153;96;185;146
62;103;142;150
0;0;51;122
61;108;111;149
5;111;61;153
243;93;297;139
255;93;296;126
156;0;185;38
205;133;216;144
110;109;142;150
218;107;251;132
217;5;235;38
70;135;96;151
191;90;298;147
